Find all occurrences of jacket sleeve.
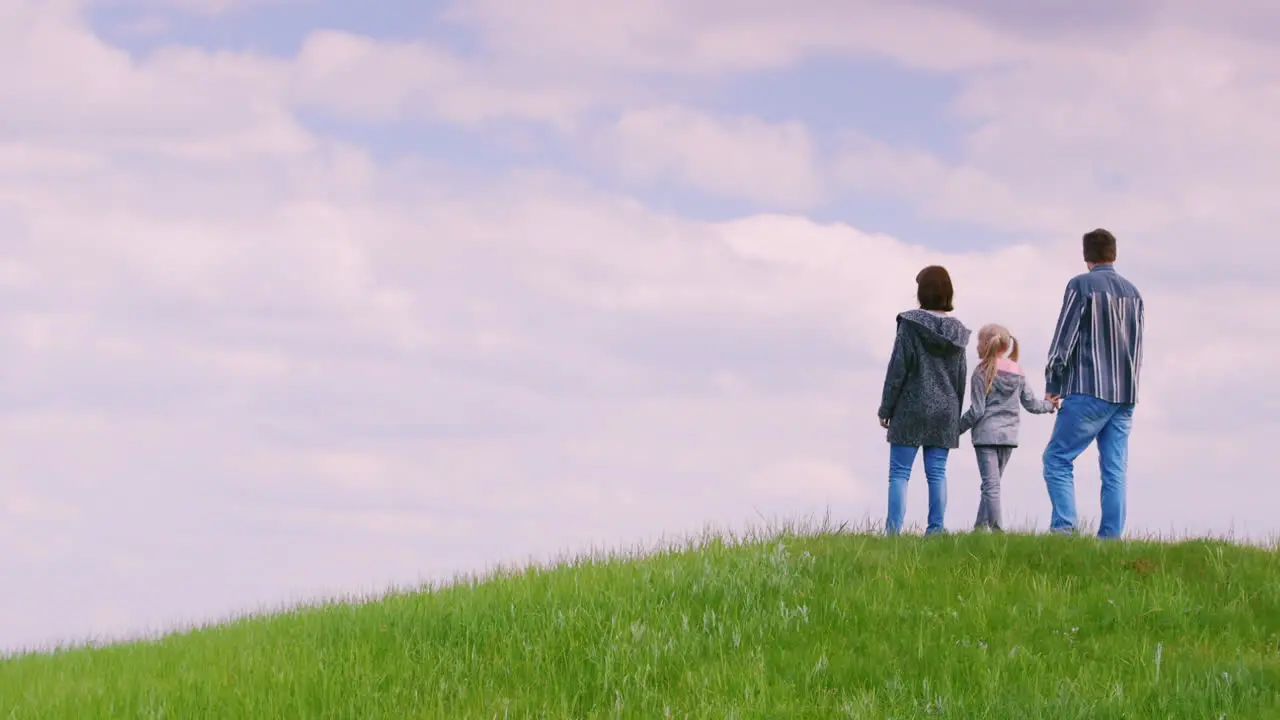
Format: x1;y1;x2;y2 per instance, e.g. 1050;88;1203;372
958;369;985;434
1045;280;1086;396
877;322;912;420
1135;296;1145;382
1020;380;1056;414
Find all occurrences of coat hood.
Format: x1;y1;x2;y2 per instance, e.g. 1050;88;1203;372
978;358;1026;400
986;370;1022;400
897;309;971;356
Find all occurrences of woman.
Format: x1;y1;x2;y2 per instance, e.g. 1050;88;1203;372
877;265;971;535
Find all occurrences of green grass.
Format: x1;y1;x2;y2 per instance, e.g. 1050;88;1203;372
4;525;1280;718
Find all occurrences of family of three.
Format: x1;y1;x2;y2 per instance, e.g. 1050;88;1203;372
876;229;1145;538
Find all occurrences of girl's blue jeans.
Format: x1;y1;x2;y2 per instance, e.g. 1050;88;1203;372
886;444;949;535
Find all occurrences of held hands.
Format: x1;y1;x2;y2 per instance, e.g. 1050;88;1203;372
879;417;890;429
1044;393;1062;411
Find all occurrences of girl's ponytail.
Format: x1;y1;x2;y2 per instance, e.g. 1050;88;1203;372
981;351;999;394
976;324;1015;395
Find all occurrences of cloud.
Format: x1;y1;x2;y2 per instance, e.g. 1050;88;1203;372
0;1;306;158
288;30;595;127
4;146;1276;650
910;0;1166;39
825;17;1280;278
444;0;1032;76
439;0;1280;276
111;13;170;36
4;0;1280;654
593;106;822;207
85;0;301;14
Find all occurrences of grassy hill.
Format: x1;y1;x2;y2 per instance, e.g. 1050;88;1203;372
3;528;1279;718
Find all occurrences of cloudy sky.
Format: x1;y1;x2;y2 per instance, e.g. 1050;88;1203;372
3;0;1278;653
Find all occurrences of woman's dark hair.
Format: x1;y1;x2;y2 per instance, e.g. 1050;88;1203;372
1083;228;1117;263
915;265;954;312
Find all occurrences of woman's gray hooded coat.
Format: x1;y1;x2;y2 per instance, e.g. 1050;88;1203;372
877;309;972;449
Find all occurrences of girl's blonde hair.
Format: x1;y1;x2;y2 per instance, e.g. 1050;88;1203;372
976;323;1019;394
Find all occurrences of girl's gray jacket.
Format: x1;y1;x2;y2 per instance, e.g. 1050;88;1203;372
958;361;1056;447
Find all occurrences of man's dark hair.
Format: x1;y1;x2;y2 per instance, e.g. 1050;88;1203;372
1083;228;1117;264
915;265;954;312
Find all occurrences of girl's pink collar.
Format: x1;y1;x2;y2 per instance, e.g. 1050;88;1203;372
996;357;1023;375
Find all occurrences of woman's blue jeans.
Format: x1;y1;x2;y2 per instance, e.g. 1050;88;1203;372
886;444;949;535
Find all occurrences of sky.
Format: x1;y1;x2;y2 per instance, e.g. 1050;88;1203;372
3;0;1279;653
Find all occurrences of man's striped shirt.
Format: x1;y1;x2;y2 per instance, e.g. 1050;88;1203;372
1044;264;1144;405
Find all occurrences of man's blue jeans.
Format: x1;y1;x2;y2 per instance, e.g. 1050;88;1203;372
1042;394;1135;538
886;445;949;536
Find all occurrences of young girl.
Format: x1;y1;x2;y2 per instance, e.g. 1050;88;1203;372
958;324;1057;532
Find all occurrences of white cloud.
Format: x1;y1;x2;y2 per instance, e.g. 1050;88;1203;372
3;0;1279;654
445;0;1032;76
289;30;595;128
594;106;822;208
827;19;1280;280
111;14;170;37
435;0;1280;274
0;1;306;158
85;0;300;14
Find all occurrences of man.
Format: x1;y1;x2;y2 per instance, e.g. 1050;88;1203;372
1042;228;1144;538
